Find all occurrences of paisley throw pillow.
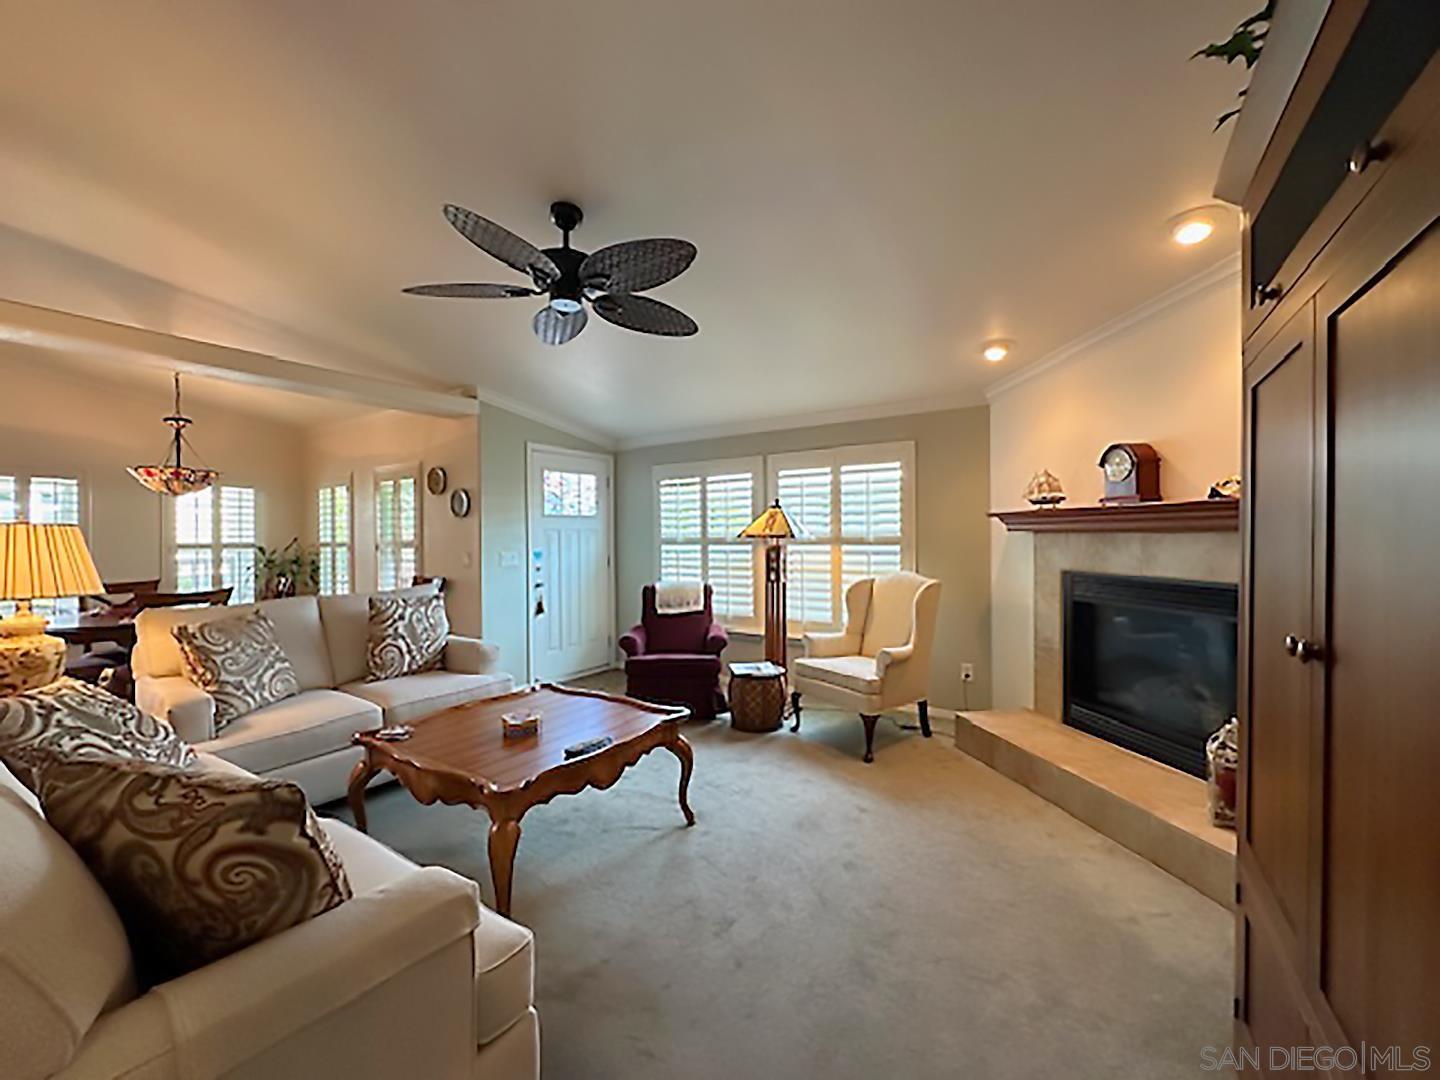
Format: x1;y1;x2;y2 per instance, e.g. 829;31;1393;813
34;754;352;984
0;676;195;791
173;610;300;729
366;593;449;681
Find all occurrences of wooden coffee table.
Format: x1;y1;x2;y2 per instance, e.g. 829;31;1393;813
347;683;694;916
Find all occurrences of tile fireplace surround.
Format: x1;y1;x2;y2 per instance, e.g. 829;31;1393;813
1033;530;1239;720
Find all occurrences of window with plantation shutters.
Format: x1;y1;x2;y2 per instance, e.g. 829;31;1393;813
375;467;420;591
654;458;762;627
0;474;84;619
172;485;256;602
769;442;915;633
705;473;755;621
317;483;351;595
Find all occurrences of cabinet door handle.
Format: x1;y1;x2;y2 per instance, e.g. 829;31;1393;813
1348;140;1387;175
1283;634;1323;662
1253;282;1283;307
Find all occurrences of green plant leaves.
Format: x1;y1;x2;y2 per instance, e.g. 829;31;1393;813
1193;3;1273;129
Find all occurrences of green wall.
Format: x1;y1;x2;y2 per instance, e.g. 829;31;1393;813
478;402;607;682
615;406;991;711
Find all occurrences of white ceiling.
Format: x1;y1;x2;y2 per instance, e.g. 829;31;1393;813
0;1;1248;444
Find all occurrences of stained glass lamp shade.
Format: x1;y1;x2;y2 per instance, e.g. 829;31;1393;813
128;374;219;496
738;500;804;540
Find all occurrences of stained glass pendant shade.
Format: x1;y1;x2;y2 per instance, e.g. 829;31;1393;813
127;374;220;496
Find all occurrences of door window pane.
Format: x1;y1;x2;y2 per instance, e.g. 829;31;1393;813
543;470;598;517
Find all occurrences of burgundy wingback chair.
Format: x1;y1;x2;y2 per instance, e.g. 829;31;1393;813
619;584;729;720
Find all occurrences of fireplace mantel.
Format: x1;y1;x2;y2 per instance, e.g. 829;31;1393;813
989;498;1239;534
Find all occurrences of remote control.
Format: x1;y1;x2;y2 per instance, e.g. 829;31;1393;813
563;735;613;759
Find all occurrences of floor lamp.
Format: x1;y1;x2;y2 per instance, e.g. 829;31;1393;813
737;499;804;670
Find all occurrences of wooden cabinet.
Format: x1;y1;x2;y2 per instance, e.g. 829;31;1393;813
1237;5;1440;1073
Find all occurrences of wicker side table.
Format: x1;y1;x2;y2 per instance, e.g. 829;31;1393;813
728;662;786;733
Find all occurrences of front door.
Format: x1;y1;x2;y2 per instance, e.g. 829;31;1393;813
527;445;613;682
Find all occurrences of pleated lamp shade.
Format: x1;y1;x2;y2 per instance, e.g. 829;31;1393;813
0;523;104;602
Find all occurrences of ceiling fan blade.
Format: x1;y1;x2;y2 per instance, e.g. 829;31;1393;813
403;283;539;298
592;293;698;337
579;239;696;293
442;204;561;288
533;304;588;345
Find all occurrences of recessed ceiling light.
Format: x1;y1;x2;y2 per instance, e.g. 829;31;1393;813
982;340;1012;363
1166;205;1228;248
1172;219;1214;246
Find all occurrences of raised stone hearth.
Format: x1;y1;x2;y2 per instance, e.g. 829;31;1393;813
956;708;1236;905
967;512;1241;904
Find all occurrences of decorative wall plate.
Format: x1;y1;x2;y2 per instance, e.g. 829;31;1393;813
426;466;448;495
449;488;471;518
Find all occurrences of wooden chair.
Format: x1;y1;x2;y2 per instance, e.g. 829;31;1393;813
133;587;234;610
81;578;162;614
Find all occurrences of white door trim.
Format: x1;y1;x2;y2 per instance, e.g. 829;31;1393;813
524;443;616;683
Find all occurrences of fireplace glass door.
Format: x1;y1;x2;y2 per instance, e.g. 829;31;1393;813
1063;572;1238;776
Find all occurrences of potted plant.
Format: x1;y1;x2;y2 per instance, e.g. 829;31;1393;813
255;538;320;599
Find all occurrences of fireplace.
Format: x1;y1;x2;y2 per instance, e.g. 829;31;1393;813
1062;572;1237;777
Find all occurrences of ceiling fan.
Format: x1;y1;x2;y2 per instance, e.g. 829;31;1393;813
405;201;698;345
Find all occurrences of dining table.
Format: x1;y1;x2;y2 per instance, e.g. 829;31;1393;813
46;607;139;651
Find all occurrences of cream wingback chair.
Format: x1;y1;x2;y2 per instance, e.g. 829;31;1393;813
790;572;941;762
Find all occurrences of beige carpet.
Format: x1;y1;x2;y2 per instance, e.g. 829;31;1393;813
328;678;1232;1080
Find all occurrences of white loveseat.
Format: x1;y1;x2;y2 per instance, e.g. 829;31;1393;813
0;751;540;1080
133;586;514;805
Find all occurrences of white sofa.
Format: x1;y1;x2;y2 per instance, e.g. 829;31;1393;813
0;751;540;1080
133;586;514;805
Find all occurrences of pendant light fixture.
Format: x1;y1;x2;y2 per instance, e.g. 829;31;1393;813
127;373;220;496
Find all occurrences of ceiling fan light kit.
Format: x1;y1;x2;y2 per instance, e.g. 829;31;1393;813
406;200;699;345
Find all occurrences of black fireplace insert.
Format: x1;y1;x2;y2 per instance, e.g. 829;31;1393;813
1062;572;1237;777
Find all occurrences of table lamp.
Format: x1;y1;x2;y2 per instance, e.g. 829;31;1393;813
0;523;104;694
737;499;805;670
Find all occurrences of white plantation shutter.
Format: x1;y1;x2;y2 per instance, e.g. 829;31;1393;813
658;477;701;542
839;460;903;595
219;487;257;603
786;544;834;627
174;489;215;592
705;473;755;620
659;542;702;582
29;477;81;525
172;485;255;601
770;442;915;632
375;470;420;591
317;483;351;595
654;460;761;627
175;489;213;546
840;461;902;540
705;545;754;619
776;467;832;540
658;475;703;593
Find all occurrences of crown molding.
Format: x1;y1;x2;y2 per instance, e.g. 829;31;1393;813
983;255;1241;402
614;389;986;452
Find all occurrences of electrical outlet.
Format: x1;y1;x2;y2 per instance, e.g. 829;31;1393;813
961;663;975;682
